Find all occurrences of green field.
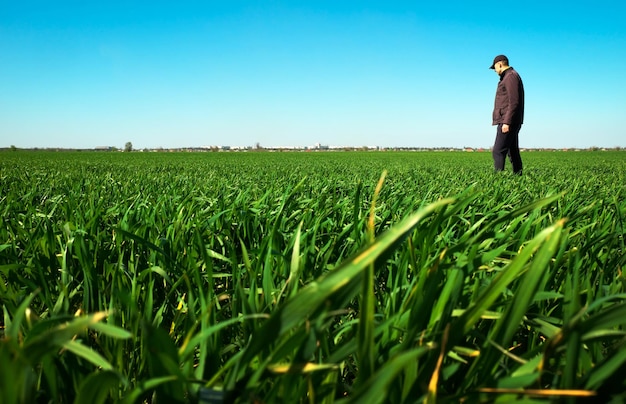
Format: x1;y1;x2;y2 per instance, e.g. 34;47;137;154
1;150;625;403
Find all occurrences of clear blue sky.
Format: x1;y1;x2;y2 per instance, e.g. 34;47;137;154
2;1;625;149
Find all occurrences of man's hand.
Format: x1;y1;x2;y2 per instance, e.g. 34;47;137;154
502;124;510;133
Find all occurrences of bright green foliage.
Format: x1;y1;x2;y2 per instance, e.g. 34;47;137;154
1;150;625;403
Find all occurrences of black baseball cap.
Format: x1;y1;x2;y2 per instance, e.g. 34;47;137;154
489;55;508;69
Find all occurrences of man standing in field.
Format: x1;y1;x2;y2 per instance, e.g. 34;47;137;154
490;54;524;175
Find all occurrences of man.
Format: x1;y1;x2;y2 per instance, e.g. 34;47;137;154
490;54;524;175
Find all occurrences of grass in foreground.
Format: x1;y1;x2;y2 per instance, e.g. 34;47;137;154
1;150;625;403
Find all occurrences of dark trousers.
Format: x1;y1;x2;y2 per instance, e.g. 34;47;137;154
492;123;523;174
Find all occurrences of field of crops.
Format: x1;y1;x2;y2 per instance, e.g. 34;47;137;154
1;150;625;403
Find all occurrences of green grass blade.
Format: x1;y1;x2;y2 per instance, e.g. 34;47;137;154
341;346;432;404
227;197;455;388
74;370;124;404
62;340;113;370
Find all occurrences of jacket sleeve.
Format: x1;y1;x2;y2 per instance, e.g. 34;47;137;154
502;73;521;125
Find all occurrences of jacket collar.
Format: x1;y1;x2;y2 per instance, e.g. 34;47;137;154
499;67;513;80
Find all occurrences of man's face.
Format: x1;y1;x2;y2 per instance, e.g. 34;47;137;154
494;62;503;74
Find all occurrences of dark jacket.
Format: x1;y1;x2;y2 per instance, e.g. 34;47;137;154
492;67;524;126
